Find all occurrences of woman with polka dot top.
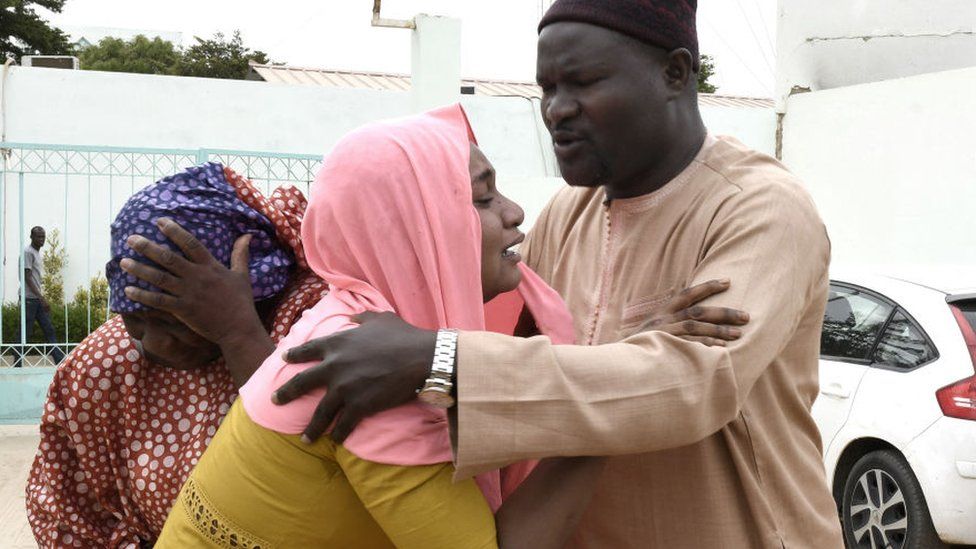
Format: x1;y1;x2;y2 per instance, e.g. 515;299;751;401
25;164;328;548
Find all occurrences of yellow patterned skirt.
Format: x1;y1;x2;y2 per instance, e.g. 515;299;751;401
155;399;497;548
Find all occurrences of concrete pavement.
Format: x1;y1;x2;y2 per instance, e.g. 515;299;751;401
0;425;40;548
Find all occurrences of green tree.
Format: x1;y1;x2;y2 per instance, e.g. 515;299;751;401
176;31;269;80
78;30;271;80
79;34;181;75
697;54;718;94
0;0;72;59
69;274;109;327
41;228;65;306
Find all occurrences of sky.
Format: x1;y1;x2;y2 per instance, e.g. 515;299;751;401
45;0;778;98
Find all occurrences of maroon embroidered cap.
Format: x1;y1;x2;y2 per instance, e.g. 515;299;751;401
539;0;699;66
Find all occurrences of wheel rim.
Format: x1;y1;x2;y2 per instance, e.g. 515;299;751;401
848;468;909;549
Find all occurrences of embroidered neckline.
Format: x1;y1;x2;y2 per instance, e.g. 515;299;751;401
606;133;717;215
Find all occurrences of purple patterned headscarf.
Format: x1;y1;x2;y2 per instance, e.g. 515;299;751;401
106;162;294;313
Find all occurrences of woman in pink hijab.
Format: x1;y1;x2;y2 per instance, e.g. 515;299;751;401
153;104;602;548
154;105;739;548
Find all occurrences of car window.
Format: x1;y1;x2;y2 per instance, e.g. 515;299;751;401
872;310;937;369
821;285;894;361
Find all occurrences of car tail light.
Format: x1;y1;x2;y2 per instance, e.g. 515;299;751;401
936;305;976;421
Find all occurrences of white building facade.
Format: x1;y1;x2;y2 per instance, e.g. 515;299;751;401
776;0;976;268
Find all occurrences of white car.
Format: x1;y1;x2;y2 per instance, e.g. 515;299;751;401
814;269;976;548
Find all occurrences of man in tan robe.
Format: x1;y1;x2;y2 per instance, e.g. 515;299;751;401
273;1;845;546
455;131;840;547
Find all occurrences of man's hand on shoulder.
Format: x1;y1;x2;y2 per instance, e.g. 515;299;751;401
273;311;436;444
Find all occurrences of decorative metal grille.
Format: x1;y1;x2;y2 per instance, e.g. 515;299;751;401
0;142;322;367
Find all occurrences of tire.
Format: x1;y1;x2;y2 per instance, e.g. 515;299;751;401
841;449;944;549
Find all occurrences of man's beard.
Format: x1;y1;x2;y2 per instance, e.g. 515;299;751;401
560;155;611;189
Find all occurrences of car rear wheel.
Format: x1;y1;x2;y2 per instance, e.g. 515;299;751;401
841;450;944;549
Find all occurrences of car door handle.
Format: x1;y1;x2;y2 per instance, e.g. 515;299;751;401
820;382;851;399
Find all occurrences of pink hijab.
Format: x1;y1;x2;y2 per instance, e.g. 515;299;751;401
240;104;574;511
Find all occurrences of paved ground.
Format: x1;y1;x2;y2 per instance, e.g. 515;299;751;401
0;425;40;549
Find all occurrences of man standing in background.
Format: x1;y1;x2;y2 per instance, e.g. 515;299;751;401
14;226;65;367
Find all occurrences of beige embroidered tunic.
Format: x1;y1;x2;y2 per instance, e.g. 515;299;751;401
455;135;844;548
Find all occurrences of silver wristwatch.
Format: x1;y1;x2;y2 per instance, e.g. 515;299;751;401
417;329;457;408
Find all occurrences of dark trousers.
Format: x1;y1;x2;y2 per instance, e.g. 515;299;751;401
12;298;65;367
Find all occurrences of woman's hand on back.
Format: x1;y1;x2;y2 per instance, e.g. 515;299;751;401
638;279;749;346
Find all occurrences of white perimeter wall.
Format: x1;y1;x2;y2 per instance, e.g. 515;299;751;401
0;66;775;301
775;0;976;108
701;104;777;157
781;67;976;269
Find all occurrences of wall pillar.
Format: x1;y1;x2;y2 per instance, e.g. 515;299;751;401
411;15;462;113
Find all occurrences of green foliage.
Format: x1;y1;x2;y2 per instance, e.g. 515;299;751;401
78;30;270;80
91;274;108;307
2;275;111;345
41;228;65;306
177;31;269;80
697;54;718;94
70;274;108;315
78;35;181;75
0;0;72;59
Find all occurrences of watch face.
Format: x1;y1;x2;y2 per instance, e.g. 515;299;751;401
419;388;455;409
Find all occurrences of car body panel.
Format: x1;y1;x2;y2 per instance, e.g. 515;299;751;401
814;358;869;455
902;417;976;544
813;271;976;543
